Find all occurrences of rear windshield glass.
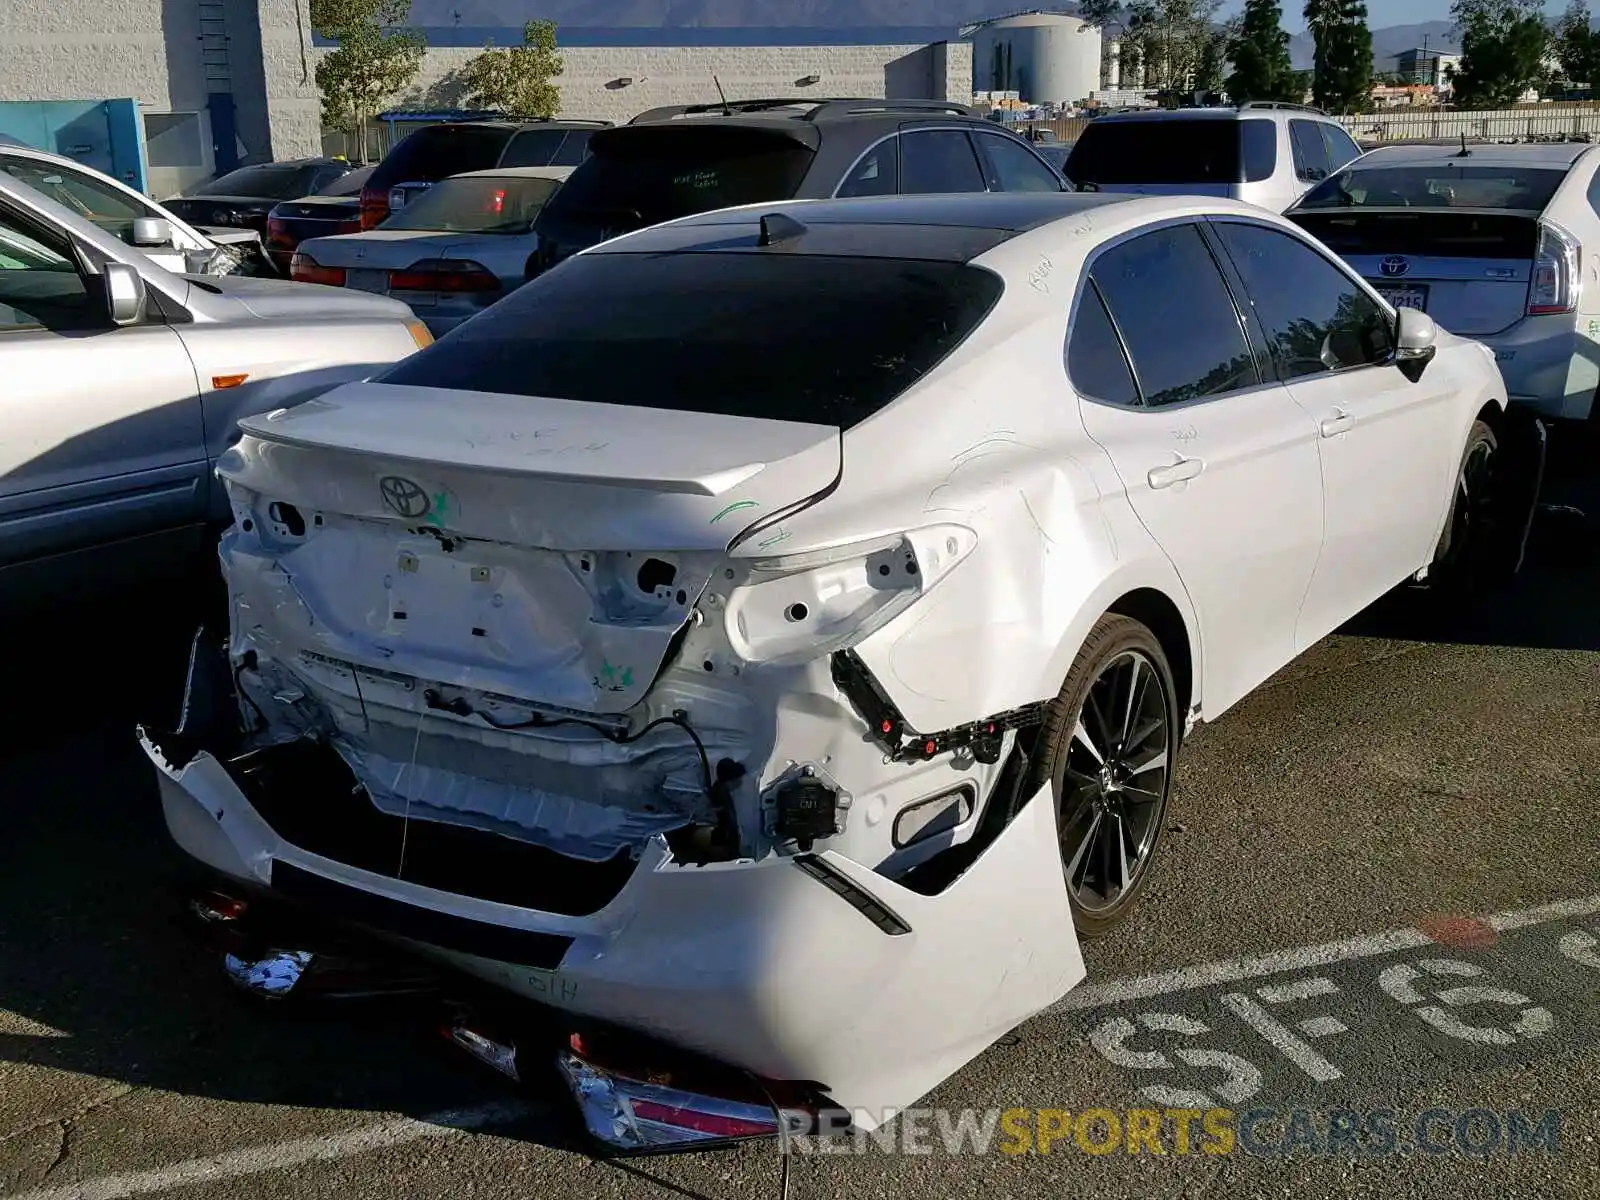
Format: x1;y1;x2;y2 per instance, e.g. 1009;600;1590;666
370;125;513;188
535;127;815;240
381;174;563;233
195;164;312;198
1289;211;1540;259
378;252;1002;428
1066;119;1266;185
1295;164;1566;210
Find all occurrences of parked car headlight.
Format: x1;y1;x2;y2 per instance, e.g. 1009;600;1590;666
722;524;978;667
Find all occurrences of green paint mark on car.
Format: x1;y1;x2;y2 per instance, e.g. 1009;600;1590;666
424;492;450;527
709;499;760;524
596;658;634;691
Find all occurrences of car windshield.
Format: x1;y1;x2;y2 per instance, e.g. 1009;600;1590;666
378;251;1003;429
1295;164;1567;210
379;175;564;233
536;127;815;239
0;159;148;241
318;165;373;196
194;164;311;199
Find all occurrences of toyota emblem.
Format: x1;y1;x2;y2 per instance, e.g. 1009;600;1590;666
379;475;431;519
1380;255;1410;278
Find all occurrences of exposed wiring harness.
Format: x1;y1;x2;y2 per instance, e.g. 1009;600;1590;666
421;688;715;796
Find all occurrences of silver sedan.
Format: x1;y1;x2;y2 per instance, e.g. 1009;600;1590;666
0;168;432;609
292;167;573;336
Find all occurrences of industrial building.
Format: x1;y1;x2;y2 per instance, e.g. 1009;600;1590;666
0;3;1123;196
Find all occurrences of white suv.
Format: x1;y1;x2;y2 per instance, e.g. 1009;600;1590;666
1065;102;1364;212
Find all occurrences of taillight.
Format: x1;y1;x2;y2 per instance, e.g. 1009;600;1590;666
388;259;500;293
265;217;290;247
290;253;346;286
336;217;363;233
1528;220;1580;316
359;187;387;230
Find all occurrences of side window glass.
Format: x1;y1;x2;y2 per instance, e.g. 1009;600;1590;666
1240;119;1278;182
837;139;899;197
0;207;95;332
1214;221;1395;379
0;160;147;244
975;132;1063;192
1587;167;1600;220
1067;281;1140;406
1319;123;1361;171
1090;224;1258;408
899;130;987;195
1290;120;1330;182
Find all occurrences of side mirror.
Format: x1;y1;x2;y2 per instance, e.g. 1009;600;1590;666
132;217;174;247
103;262;147;326
1394;306;1438;381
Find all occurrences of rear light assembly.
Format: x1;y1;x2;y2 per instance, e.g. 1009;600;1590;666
336;217;363;233
388;258;500;294
265;217;291;247
290;253;346;287
1528;220;1581;316
358;186;387;230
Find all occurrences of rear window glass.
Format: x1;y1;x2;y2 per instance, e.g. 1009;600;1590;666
195;164;313;199
380;174;563;233
499;129;568;167
1295;165;1566;211
378;252;1002;429
1289;211;1540;260
536;127;815;241
1066;119;1249;185
370;125;514;188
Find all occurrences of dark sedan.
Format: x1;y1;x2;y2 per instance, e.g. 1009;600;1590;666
263;165;374;272
164;158;359;238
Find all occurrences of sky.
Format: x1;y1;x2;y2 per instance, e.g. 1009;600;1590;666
1215;0;1570;33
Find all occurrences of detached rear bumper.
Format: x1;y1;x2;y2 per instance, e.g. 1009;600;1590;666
140;726;1085;1128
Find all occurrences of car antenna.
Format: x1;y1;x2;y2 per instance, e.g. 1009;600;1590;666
759;212;807;246
713;74;732;116
1456;132;1472;158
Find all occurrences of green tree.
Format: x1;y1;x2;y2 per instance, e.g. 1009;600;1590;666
1553;1;1600;91
1076;0;1126;27
1124;0;1225;99
1195;24;1232;98
311;0;425;161
1227;0;1296;103
460;19;565;119
1306;0;1374;113
1449;0;1550;108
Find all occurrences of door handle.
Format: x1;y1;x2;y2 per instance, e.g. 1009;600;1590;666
1320;410;1356;437
1147;456;1204;490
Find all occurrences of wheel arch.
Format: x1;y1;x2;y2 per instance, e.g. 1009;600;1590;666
1106;587;1195;728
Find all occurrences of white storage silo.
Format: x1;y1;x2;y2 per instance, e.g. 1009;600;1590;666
969;12;1103;107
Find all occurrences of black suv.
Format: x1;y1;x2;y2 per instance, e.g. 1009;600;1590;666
358;118;612;229
528;97;1066;277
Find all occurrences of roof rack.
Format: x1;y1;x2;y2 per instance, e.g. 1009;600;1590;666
1237;101;1330;116
628;97;981;125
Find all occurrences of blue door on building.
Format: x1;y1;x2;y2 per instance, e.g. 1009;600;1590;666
0;99;149;193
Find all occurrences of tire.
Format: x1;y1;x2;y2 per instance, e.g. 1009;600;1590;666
1026;614;1179;938
1426;418;1499;597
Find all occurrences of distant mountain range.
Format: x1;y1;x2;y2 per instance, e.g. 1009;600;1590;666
403;3;1462;65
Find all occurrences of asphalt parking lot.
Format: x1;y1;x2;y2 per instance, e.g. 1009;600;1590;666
2;464;1597;1200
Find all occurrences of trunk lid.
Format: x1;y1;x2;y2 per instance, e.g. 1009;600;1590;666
1291;209;1537;336
221;381;840;714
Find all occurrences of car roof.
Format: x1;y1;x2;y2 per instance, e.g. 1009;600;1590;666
1356;141;1595;168
452;166;576;182
627;97;985;128
583;192;1140;263
1093;104;1330;124
425;119;611;132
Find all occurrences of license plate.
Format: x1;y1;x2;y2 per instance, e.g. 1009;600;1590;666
1376;284;1428;311
346;268;388;293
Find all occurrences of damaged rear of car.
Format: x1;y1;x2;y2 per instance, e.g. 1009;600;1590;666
141;199;1100;1149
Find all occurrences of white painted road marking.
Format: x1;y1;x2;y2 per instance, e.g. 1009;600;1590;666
1220;992;1343;1083
10;894;1598;1200
1048;893;1600;1013
5;1102;533;1200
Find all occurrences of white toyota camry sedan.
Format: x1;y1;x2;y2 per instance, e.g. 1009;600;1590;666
140;191;1507;1151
